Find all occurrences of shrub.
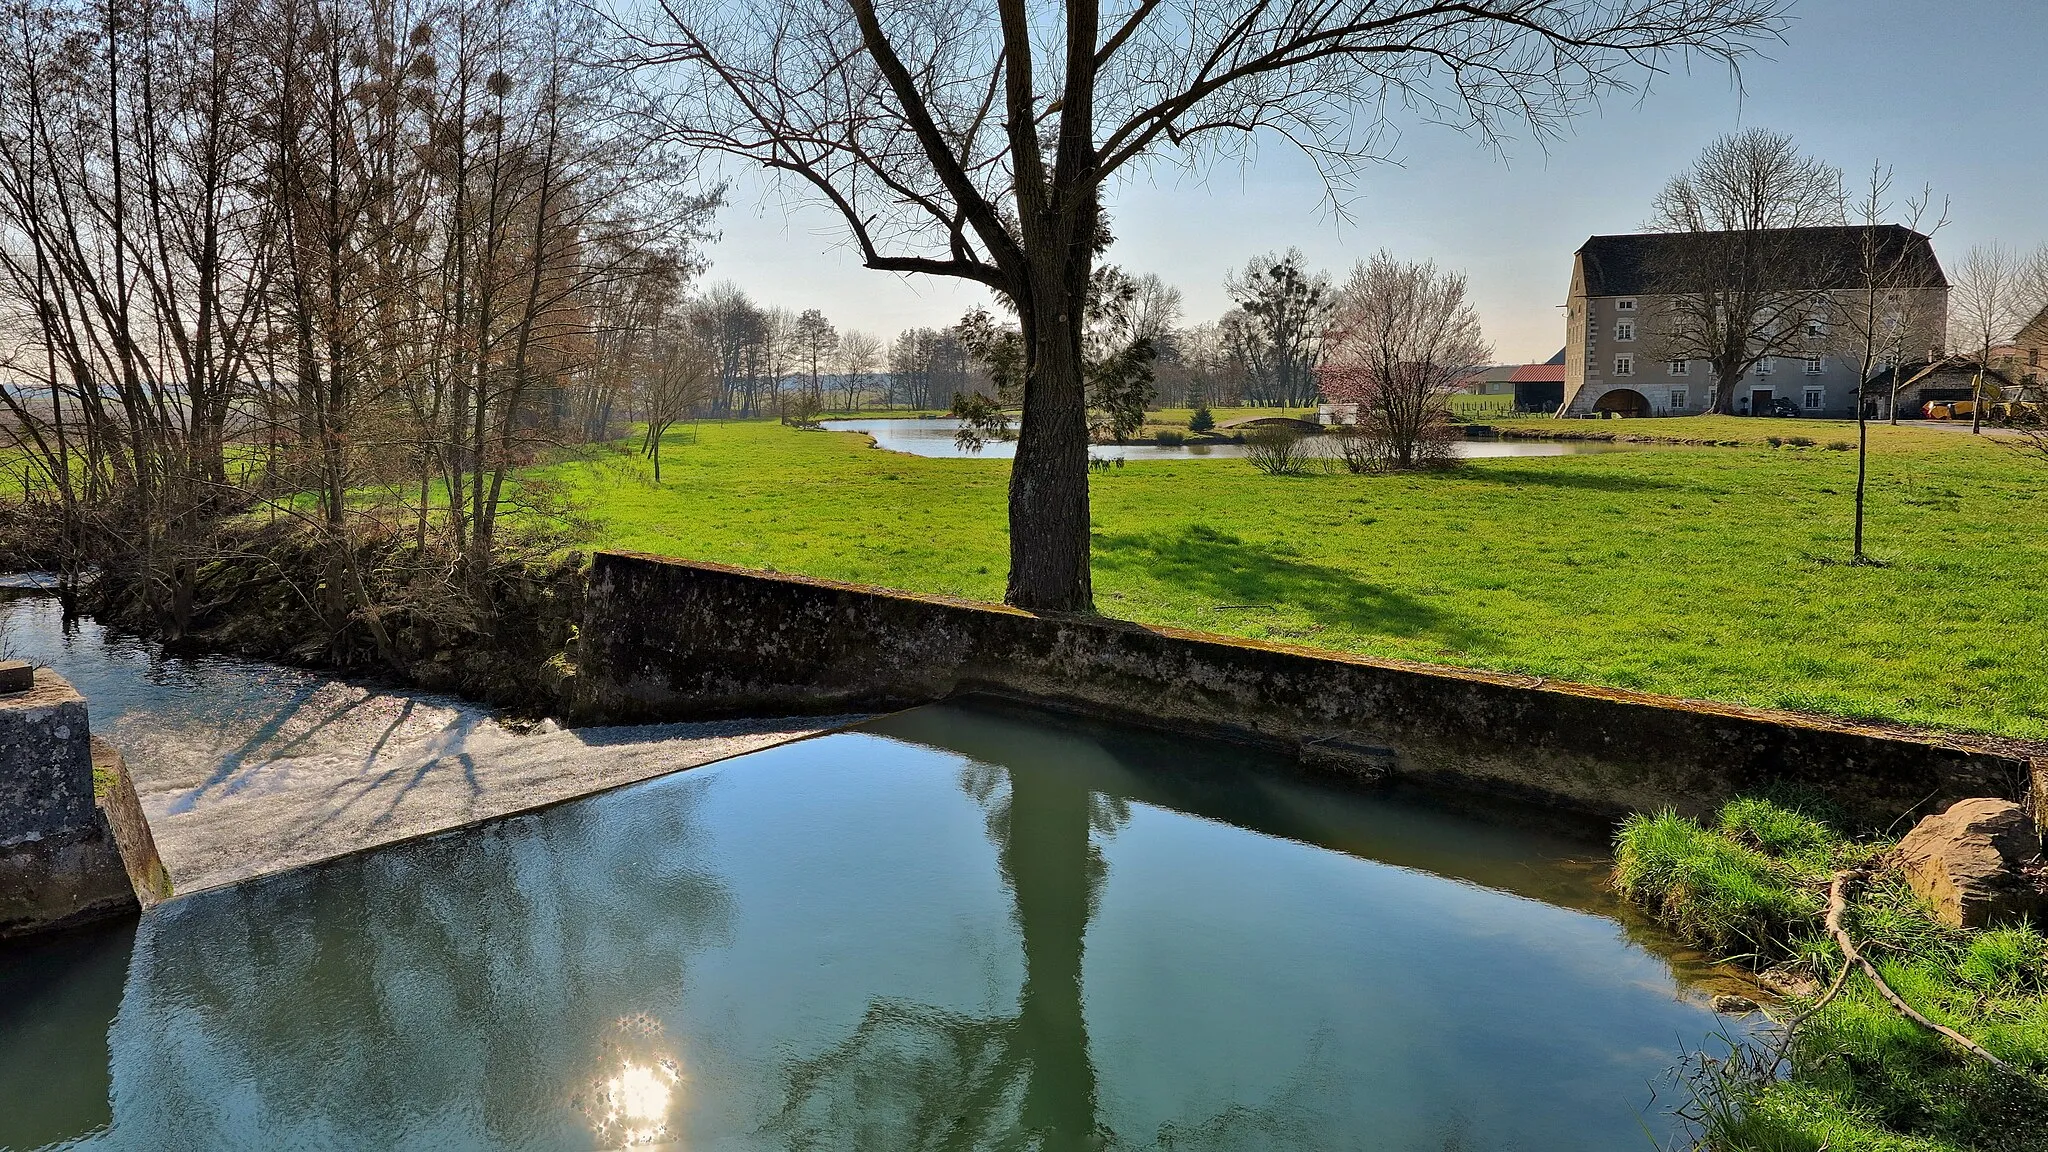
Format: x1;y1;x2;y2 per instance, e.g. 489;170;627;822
1243;424;1314;475
1155;429;1186;447
1787;435;1816;447
1827;440;1854;451
1188;404;1216;433
1766;436;1784;448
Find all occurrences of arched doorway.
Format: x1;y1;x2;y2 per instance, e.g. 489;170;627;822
1594;388;1650;418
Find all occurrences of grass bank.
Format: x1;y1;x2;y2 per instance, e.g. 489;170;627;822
1615;799;2048;1151
526;416;2048;741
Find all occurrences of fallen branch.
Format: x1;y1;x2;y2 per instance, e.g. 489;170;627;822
1822;867;2018;1076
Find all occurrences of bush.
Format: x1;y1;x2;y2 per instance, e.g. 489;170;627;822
1766;436;1784;448
1188;404;1216;433
1242;424;1315;475
1155;429;1185;447
1787;435;1816;448
1827;440;1854;451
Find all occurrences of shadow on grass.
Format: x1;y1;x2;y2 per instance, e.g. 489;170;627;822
1451;464;1680;493
1093;524;1482;647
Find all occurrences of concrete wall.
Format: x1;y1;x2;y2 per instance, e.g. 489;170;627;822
1;669;168;939
580;552;2042;830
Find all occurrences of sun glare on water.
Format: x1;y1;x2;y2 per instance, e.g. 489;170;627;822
595;1058;683;1147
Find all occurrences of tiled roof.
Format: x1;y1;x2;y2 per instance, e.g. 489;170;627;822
1509;363;1566;383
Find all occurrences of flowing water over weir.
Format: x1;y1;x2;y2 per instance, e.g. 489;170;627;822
0;590;1748;1150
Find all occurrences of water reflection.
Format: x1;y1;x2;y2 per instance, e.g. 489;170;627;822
0;925;133;1150
0;698;1734;1150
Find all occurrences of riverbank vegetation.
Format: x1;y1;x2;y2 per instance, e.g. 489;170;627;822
525;417;2048;741
1615;799;2048;1151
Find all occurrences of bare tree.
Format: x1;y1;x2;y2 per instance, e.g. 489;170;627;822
642;327;715;482
629;0;1792;611
1319;252;1492;471
1647;129;1848;414
1828;166;1946;562
837;329;883;410
1951;244;2029;435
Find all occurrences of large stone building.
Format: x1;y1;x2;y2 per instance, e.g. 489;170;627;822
1558;226;1948;418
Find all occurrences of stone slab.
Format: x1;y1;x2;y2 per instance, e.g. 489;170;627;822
133;713;868;895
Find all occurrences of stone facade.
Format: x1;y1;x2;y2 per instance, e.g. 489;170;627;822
579;552;2043;831
1560;227;1948;418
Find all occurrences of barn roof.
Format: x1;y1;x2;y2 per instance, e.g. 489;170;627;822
1509;362;1566;383
1576;225;1946;297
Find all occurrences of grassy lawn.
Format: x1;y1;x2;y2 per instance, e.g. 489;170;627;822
531;417;2048;741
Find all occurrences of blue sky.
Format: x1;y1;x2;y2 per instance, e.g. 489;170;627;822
699;0;2047;364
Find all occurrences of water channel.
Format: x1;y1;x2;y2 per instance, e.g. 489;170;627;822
0;590;1742;1151
820;417;1635;461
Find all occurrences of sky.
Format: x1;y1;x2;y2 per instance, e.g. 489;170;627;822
695;0;2048;365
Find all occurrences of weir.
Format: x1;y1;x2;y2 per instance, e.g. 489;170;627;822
580;551;2046;831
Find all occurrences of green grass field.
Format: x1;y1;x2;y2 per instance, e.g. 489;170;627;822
530;416;2048;740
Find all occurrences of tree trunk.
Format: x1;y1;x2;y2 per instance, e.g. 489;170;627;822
1007;264;1093;613
1712;364;1741;414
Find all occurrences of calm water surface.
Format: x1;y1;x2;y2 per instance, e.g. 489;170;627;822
0;594;1734;1151
821;417;1633;461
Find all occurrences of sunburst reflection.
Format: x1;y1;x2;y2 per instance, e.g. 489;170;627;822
587;1014;684;1148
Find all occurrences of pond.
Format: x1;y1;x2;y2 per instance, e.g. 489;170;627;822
0;594;1742;1151
820;417;1634;461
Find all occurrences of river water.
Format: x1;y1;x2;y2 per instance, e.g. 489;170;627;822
820;417;1633;461
0;592;1740;1151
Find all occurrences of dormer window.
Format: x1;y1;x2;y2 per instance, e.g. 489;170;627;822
1616;298;1637;312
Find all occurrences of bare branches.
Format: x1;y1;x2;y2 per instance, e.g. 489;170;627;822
1320;250;1491;471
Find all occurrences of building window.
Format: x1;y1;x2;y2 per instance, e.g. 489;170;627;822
1804;354;1824;375
1667;359;1689;376
1617;298;1637;312
1669;389;1687;410
1804;388;1824;410
1756;357;1774;375
1615;321;1635;341
2031;348;2041;367
1613;354;1635;377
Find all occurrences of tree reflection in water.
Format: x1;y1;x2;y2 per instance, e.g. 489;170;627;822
98;779;733;1150
767;710;1332;1152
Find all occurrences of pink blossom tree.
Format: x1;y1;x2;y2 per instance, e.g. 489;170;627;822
1320;253;1492;471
